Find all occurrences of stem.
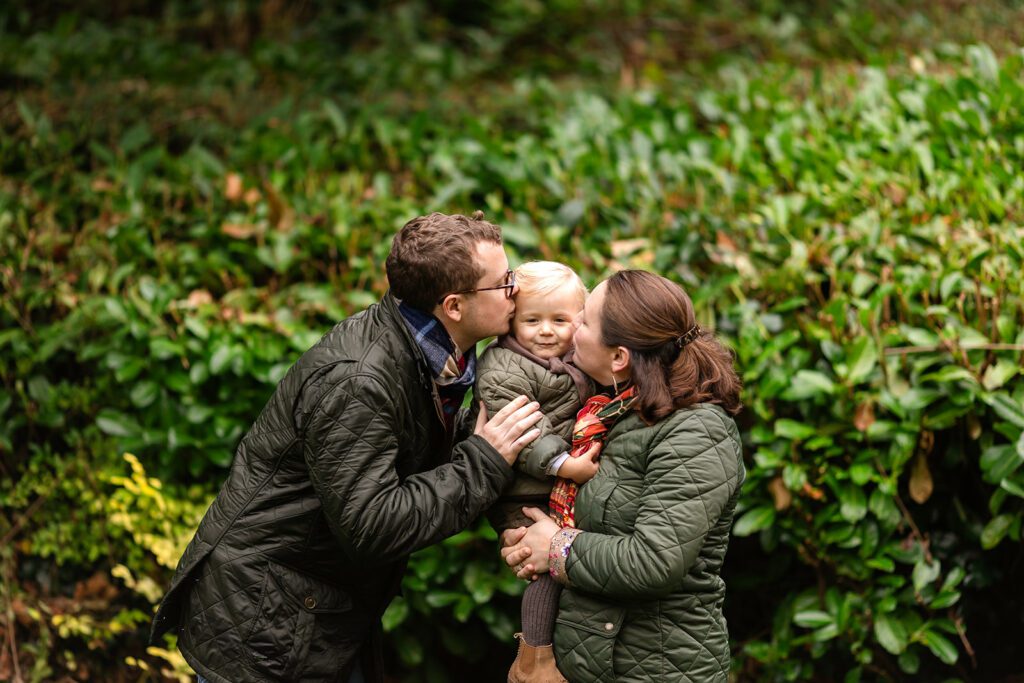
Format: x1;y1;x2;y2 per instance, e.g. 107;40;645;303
951;610;977;669
884;343;1024;355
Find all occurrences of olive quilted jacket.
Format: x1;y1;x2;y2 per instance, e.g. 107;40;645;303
475;344;589;489
553;404;745;682
150;294;513;682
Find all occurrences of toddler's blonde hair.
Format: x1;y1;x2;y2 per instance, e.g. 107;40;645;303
514;261;587;308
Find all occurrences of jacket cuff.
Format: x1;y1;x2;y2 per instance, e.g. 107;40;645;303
549;527;583;586
464;433;516;485
521;434;571;480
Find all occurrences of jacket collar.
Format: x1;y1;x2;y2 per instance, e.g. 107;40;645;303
494;335;592;403
379;292;435;386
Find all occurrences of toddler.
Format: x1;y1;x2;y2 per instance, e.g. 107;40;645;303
474;261;593;682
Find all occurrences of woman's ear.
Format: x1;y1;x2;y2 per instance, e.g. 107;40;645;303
434;294;464;323
611;346;631;375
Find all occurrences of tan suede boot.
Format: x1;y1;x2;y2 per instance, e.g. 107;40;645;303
508;633;568;683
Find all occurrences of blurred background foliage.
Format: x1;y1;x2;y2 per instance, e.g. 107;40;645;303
3;0;1024;680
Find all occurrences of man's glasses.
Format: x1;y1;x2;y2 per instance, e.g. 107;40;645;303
437;269;516;304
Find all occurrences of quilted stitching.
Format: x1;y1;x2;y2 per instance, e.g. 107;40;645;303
152;295;517;681
474;346;588;483
553;404;744;682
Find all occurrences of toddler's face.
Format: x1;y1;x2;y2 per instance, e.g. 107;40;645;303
511;284;581;360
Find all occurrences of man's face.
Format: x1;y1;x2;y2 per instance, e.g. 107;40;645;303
458;241;517;345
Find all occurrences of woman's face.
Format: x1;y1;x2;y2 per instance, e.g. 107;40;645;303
572;280;622;386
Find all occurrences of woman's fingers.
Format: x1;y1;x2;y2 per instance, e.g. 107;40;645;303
517;564;536;579
521;506;548;523
500;526;528;548
506;547;533;567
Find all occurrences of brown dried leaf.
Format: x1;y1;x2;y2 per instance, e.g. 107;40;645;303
222;223;257;239
716;231;738;252
768;476;792;511
263;180;294;232
967;414;982;440
243;187;262;205
224;172;244;201
610;238;651;259
908;452;934;504
883;183;907;206
186;289;213;308
801;482;825;501
853;402;875;432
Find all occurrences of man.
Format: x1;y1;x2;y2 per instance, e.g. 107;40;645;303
151;211;543;682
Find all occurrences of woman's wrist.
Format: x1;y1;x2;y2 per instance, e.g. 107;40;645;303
549;527;583;586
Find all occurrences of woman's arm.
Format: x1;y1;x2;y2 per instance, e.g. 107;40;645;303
552;413;742;599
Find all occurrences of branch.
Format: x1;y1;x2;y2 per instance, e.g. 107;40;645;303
884;343;1024;356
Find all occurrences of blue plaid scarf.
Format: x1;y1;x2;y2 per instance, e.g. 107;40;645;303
398;302;477;421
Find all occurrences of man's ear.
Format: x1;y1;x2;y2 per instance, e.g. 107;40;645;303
611;346;630;375
435;294;464;323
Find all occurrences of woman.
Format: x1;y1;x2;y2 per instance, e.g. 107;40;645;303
501;270;744;682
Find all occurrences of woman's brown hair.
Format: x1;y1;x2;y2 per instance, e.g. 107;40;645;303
601;270;742;423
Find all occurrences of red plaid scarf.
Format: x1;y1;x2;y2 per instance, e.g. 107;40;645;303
549;385;638;528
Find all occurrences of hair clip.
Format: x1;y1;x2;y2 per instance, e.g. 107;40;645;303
675;325;702;349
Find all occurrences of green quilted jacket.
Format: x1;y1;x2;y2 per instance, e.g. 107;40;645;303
553;403;745;682
473;341;591;498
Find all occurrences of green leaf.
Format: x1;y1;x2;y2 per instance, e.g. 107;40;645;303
130;380;159;408
899;388;942;412
920;365;976;385
150;337;182;360
733;506;775;537
898;649;920;674
845;336;878;384
209;344;234;375
921;629;958;665
381;597;409;632
912;559;941;592
873;613;908;654
793;610;833;628
781;369;836;399
838;483;868;523
28;376;54;404
980;514;1013;550
980;444;1023;483
1000;476;1024;499
775;419;815;440
982;392;1024;428
983;360;1018;391
96;410;139;437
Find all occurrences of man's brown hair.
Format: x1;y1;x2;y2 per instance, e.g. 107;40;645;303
602;270;742;423
386;211;503;311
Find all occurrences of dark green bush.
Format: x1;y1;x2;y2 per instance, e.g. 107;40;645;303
3;2;1024;681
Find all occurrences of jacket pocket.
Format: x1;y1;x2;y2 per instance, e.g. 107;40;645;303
554;590;625;683
245;561;358;679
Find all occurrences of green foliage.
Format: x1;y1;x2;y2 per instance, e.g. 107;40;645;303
3;1;1024;680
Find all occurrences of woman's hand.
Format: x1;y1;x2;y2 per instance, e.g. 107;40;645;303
500;507;561;579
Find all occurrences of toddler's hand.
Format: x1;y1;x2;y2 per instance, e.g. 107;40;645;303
557;454;599;484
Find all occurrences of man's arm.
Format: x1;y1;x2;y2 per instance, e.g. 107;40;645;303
303;372;534;565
